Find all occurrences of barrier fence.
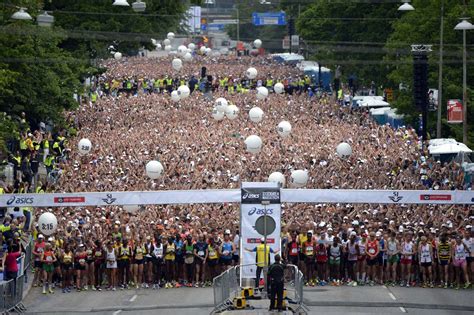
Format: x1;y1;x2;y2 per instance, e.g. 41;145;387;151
212;263;306;314
1;238;32;314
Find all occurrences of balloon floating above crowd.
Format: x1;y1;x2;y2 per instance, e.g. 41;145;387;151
244;135;263;154
225;104;239;120
274;82;285;94
164;45;171;52
256;86;268;100
177;45;187;56
78;138;92;155
290;170;309;188
215;98;228;112
253;39;262;48
38;212;58;236
171;90;180;102
277;121;292;137
172;58;182;71
188;43;195;51
183;52;192;62
268;171;285;187
114;52;122;60
246;67;258;80
177;85;190;99
146;160;164;179
163;38;171;46
212;107;225;121
167;32;175;40
249;107;264;123
336;142;352;158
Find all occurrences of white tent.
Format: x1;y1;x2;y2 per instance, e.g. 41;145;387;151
369;107;391;115
360;98;390;108
429;143;472;155
428;138;458;151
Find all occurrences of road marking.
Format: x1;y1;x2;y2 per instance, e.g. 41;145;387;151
112;310;122;315
129;294;137;302
399;306;407;313
388;292;396;301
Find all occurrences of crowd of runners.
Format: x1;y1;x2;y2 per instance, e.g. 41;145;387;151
1;54;473;295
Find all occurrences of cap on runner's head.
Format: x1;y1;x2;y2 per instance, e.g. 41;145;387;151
350;231;357;236
260;237;265;242
225;229;231;235
375;232;381;237
352;220;359;226
115;220;120;225
79;244;84;247
38;234;44;239
48;237;54;242
307;230;314;235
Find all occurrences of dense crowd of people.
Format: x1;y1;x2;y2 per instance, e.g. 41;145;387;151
1;54;473;294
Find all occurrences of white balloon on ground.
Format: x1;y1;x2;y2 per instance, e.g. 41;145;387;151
38;212;58;236
215;97;228;112
268;172;285;187
244;135;262;154
277;121;292;137
200;46;207;54
290;170;308;188
163;38;171;46
177;45;187;56
212;107;225;121
114;52;122;60
254;39;262;48
146;160;164;179
246;67;258;79
78;138;92;155
164;45;172;52
249;107;264;123
183;52;192;62
225;105;239;120
167;32;175;40
123;205;140;213
172;58;182;71
188;43;196;50
256;86;269;100
336;142;352;158
177;85;190;99
274;82;285;94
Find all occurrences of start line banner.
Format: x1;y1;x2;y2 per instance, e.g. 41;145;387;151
0;189;473;208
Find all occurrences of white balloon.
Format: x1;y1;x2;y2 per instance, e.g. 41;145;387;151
123;205;140;213
215;97;228;112
290;170;308;188
156;43;162;50
205;47;212;55
172;58;182;71
268;172;285;187
249;107;264;123
225;105;239;120
274;82;285;94
256;86;269;100
177;85;190;99
277;121;292;137
336;142;352;158
183;52;192;62
188;43;196;50
246;67;258;79
163;38;171;46
114;52;122;60
78;138;92;155
164;45;172;52
178;45;187;56
38;212;58;236
167;32;175;40
244;135;262;154
146;160;164;179
212;107;225;121
171;90;180;102
254;39;262;48
200;46;207;54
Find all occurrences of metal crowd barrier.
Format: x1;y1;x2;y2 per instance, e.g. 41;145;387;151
212;263;306;314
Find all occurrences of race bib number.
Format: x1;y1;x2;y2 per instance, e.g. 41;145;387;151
79;259;86;265
198;250;205;256
291;248;298;254
369;248;376;255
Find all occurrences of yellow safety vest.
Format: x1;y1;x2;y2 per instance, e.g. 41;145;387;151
19;139;27;150
256;244;271;267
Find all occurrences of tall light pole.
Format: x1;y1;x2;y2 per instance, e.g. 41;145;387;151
436;1;444;138
454;18;474;144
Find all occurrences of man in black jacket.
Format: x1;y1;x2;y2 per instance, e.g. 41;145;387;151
268;254;285;311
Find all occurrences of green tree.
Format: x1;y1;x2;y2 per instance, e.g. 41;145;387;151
386;0;474;147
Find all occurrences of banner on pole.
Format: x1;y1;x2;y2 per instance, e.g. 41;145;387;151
240;183;281;282
447;99;463;123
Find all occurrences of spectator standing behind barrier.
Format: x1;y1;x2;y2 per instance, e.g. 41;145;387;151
267;254;286;312
2;244;21;281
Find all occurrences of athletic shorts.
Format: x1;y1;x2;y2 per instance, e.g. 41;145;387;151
367;258;377;266
439;259;449;266
43;263;54;273
377;256;386;266
453;259;467;268
61;263;73;270
420;262;432;268
118;260;130;269
34;261;42;269
175;255;184;264
74;263;86;271
135;259;144;265
145;256;153;263
304;256;314;264
207;259;218;267
357;255;366;262
329;257;340;265
220;258;232;266
401;258;412;265
467;257;473;264
388;255;399;264
233;254;239;263
288;256;299;266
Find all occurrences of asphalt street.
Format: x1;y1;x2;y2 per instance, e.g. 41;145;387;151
21;284;474;315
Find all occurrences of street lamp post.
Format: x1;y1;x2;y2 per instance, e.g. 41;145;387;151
454;18;474;144
436;1;444;138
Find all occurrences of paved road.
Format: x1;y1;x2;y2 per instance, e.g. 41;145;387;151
22;284;474;315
